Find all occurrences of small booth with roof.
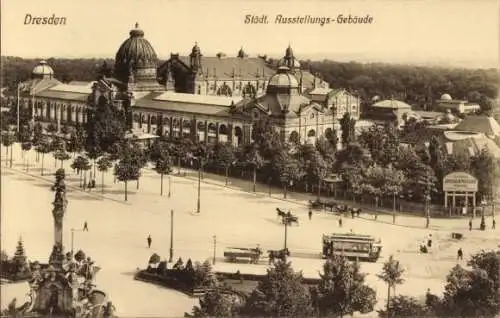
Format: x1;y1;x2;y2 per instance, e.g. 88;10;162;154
443;171;479;217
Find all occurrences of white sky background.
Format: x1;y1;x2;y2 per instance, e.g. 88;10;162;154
1;0;499;68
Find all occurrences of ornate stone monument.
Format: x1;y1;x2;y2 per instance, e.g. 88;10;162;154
2;169;116;318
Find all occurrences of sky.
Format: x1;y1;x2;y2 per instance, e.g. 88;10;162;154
1;0;499;68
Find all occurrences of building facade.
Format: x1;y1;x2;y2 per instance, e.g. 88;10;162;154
435;93;481;114
5;23;353;147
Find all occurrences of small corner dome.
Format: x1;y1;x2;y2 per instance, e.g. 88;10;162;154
32;60;54;79
191;42;201;55
441;93;452;100
267;67;299;88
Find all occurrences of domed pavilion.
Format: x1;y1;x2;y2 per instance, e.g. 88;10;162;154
114;23;164;91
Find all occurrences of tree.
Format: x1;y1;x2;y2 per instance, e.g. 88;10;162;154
187;286;239;317
2;131;16;168
272;150;304;199
213;142;236;186
35;138;51;176
71;156;91;188
340;112;356;146
53;149;71;169
97;156;113;194
377;295;430;317
21;142;32;171
243;144;264;192
313;255;377;317
243;261;313;317
114;143;141;201
471;147;499;204
84;94;127;154
12;237;28;274
155;155;172;196
67;125;85;157
377;255;405;314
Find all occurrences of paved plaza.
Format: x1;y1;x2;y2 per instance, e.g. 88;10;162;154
1;144;499;317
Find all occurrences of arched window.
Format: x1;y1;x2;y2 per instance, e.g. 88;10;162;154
219;124;228;135
308;129;316;137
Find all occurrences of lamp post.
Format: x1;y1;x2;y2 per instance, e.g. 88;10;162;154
424;141;431;228
192;157;202;213
70;228;83;256
283;216;289;250
16;83;23;133
169;209;174;262
168;175;172;198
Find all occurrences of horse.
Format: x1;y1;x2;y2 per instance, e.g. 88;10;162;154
268;248;290;264
276;208;287;219
350;207;362;218
324;200;337;212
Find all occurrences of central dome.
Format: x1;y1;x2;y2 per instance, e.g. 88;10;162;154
267;66;299;93
114;23;158;85
32;60;54;79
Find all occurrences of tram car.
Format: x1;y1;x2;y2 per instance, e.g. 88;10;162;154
223;247;262;264
322;233;382;262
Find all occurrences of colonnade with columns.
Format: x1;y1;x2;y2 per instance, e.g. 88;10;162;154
9;96;88;130
131;110;252;146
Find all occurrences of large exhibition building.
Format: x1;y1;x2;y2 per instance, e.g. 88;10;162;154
5;23;360;146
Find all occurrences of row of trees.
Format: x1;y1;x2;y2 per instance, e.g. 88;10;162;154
2;77;498;209
186;250;500;317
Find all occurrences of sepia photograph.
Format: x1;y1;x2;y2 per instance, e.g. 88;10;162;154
1;0;499;317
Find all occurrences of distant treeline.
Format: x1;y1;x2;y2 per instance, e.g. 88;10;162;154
2;56;498;109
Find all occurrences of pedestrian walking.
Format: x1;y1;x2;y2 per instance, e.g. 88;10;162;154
147;235;152;248
457;248;463;261
469;219;472;231
493;219;496;230
338;218;343;228
83;221;88;231
308;209;312;220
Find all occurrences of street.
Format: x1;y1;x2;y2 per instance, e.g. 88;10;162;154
1;143;499;316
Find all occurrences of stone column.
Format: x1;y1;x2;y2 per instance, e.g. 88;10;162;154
192;118;198;142
215;122;220;143
169;117;174;140
50;170;67;267
204;121;209;143
227;123;234;145
179;118;184;138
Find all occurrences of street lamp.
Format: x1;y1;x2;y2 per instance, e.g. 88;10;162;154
191;157;202;213
169;209;174;262
424;141;431;229
70;228;83;256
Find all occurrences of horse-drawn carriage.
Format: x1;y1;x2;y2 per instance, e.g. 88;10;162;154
276;208;299;225
223;247;262;264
